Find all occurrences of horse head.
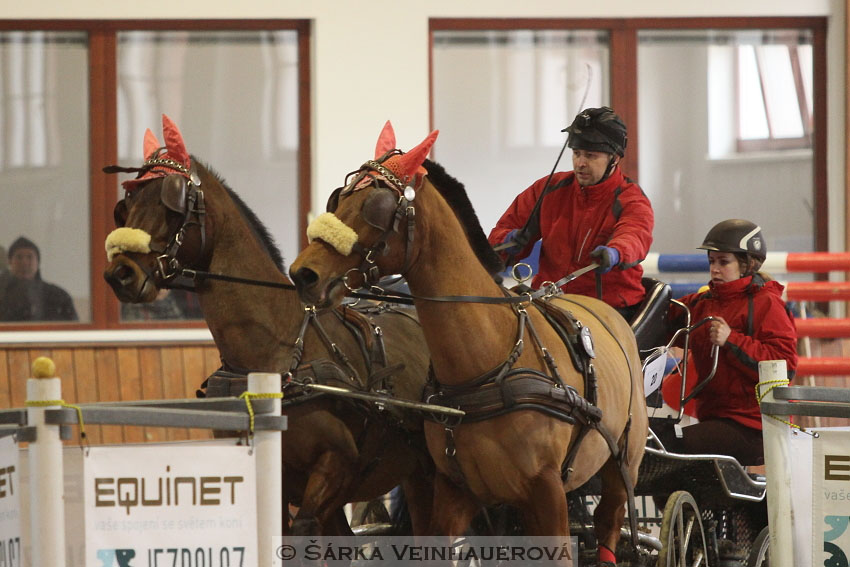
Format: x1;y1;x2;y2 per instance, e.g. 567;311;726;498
103;115;212;303
290;122;441;307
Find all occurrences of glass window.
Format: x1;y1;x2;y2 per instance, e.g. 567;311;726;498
0;31;90;324
638;29;814;265
432;29;609;232
115;30;301;322
735;31;813;150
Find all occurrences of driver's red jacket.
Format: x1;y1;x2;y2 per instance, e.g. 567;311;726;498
677;275;798;430
487;167;654;309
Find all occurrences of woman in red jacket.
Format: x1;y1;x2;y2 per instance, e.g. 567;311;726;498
658;219;798;466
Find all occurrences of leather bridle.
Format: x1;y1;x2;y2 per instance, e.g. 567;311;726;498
327;152;417;289
109;154;207;286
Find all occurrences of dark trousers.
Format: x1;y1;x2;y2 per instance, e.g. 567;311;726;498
652;417;765;466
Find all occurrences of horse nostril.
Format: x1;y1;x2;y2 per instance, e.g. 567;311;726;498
114;264;135;285
290;267;318;291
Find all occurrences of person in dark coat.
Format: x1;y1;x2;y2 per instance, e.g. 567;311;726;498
0;236;78;322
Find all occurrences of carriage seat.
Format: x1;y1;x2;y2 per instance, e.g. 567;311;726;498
629;277;673;356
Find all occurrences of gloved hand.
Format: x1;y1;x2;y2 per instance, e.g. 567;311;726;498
590;245;620;273
500;229;524;255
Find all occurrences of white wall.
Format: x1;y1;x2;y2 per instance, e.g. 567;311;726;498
7;0;845;251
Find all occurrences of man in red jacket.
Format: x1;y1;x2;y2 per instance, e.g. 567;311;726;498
488;106;654;321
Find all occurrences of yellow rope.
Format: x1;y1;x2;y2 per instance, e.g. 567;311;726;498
238;391;283;436
25;399;87;439
756;378;809;435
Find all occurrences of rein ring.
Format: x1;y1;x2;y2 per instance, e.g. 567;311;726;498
343;268;365;292
511;262;534;284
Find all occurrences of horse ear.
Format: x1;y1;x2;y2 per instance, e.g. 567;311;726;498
396;129;439;180
160;114;191;168
374;120;396;158
143;128;160;160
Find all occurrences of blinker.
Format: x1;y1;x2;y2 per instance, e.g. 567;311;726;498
361;187;398;230
113;200;129;228
161;174;188;214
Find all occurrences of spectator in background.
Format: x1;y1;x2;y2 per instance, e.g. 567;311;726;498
0;245;9;288
0;236;78;322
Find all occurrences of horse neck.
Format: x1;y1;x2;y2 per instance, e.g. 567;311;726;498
404;187;525;384
197;191;304;372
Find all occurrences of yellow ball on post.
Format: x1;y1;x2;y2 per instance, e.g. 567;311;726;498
31;356;56;379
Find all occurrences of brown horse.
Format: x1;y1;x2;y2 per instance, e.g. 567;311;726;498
102;115;433;536
289;123;648;562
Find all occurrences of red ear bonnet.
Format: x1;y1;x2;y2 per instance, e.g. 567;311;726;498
376;128;439;189
374;120;397;159
122;114;192;191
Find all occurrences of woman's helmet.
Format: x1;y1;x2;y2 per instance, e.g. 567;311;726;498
563;106;628;157
698;219;767;262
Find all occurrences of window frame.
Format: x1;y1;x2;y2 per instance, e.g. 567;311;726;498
0;19;312;331
430;16;827;250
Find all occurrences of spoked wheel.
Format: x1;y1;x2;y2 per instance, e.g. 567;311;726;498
657;491;710;567
746;526;770;567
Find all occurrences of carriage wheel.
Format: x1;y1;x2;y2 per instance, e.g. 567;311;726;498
745;526;770;567
657;491;710;567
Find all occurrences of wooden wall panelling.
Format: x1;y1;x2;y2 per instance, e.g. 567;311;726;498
8;350;32;409
50;348;83;445
0;343;223;444
116;347;144;444
71;348;102;444
139;347;168;443
96;348;123;444
0;350;10;410
159;346;190;441
182;346;213;441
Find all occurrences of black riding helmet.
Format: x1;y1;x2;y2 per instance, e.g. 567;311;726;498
698;219;767;262
562;106;628;157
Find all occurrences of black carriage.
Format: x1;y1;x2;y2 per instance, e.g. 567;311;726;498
566;279;771;567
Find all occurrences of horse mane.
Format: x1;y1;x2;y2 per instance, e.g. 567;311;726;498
192;157;286;273
423;159;504;276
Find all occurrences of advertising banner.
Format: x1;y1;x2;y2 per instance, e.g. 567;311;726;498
813;428;850;567
0;436;21;566
84;444;257;567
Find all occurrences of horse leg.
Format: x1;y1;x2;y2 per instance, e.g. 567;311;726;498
518;467;569;536
290;451;356;535
400;465;435;536
428;472;480;537
593;458;629;565
327;506;355;536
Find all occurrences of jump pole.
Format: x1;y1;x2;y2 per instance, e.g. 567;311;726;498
644;251;850;274
248;372;283;567
25;357;66;567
